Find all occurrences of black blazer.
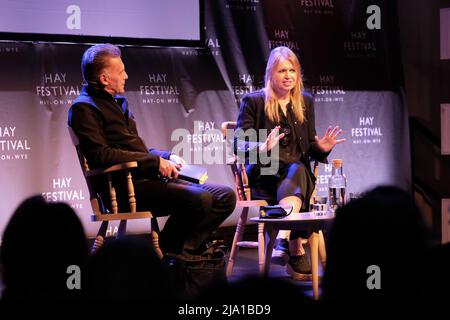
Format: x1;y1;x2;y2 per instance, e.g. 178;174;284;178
234;89;328;182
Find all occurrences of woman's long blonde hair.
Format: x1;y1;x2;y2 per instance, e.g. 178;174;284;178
264;46;305;124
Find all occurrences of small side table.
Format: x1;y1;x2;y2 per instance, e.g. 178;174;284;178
250;211;334;300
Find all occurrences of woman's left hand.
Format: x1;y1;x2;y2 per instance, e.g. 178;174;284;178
315;126;345;153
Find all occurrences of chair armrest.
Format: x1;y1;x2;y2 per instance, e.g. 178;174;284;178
85;161;139;177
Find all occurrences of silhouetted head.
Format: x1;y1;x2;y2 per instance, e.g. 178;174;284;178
86;236;173;300
323;186;431;300
1;195;88;299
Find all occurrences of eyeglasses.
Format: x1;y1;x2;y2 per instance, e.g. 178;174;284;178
280;125;291;147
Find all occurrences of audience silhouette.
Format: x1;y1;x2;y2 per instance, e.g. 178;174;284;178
1;195;88;300
322;186;432;301
2;188;446;305
195;275;309;303
86;236;173;300
429;241;450;299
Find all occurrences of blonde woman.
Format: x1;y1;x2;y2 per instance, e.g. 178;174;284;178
235;46;344;279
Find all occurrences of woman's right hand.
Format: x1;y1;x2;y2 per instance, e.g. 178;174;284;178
259;125;285;152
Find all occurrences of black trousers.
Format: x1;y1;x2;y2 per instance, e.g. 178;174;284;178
131;178;236;255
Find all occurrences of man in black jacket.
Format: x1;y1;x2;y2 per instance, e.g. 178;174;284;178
68;43;236;256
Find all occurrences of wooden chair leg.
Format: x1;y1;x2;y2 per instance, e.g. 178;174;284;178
263;225;277;277
318;230;327;269
257;222;265;274
117;220;127;238
125;169;137;213
151;218;163;259
308;232;320;300
226;208;249;277
116;168;133;240
91;221;108;254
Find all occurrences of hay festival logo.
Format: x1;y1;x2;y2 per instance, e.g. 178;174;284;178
0;126;31;161
140;73;180;104
36;72;81;105
225;0;260;12
351;116;383;145
42;176;85;209
312;74;346;103
269;29;300;52
231;73;263;105
299;0;335;15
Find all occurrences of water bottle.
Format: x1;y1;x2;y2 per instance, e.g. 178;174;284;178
328;159;346;213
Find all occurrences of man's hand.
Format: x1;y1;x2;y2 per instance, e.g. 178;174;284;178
169;154;185;170
159;157;180;179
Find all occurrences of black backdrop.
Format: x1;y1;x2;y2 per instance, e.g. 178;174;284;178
0;0;410;237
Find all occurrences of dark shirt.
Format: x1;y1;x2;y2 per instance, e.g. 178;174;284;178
68;85;171;178
277;102;302;165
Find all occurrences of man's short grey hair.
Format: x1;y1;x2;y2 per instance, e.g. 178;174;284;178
81;43;121;85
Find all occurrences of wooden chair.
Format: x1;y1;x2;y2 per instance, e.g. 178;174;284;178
222;121;327;292
68;128;163;258
221;122;268;276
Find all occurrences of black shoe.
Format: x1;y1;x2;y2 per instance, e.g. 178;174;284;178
271;238;290;266
182;239;228;259
204;240;228;259
184;237;226;255
286;255;312;280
